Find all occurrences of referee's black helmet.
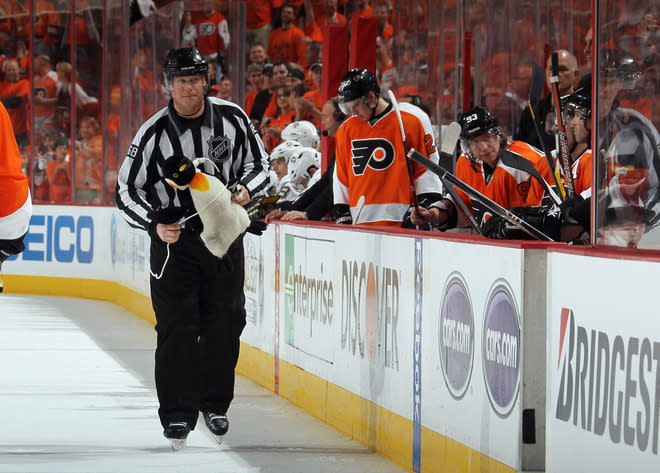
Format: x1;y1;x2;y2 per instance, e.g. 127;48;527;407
163;47;208;83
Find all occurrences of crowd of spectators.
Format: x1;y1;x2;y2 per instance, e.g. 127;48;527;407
1;1;659;246
0;1;104;204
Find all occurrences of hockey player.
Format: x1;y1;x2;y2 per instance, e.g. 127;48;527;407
0;101;31;293
265;140;303;204
333;68;444;227
288;147;321;193
281;120;320;150
266;98;348;223
115;47;269;450
410;105;554;230
563;86;593;197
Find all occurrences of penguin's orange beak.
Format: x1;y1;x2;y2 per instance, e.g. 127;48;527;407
189;172;210;191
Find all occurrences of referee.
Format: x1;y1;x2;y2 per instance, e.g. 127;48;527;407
115;47;269;448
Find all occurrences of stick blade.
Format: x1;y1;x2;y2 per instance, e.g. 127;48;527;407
441;122;462;157
352;195;366;224
529;64;545;104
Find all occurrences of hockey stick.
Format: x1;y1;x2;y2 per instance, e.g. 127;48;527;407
437;123;483;234
388;89;419;211
353;195;365;225
407;148;554;241
529;63;567;201
550;52;576;199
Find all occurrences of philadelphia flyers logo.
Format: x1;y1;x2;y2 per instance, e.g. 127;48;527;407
199;22;217;37
517;180;530;199
351;138;395;175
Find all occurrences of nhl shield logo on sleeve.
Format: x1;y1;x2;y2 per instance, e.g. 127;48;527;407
207;135;232;166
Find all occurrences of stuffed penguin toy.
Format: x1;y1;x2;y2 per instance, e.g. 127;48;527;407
162;155;251;258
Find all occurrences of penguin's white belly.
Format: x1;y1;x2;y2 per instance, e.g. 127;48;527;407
190;177;250;257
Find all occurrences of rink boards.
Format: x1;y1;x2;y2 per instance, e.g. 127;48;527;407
4;205;660;473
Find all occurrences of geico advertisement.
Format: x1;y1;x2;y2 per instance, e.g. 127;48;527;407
421;239;524;470
4;205;114;280
548;253;660;473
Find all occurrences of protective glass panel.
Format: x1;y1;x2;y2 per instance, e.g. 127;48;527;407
594;3;660;249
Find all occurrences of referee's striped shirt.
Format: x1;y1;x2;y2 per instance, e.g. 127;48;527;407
116;96;270;232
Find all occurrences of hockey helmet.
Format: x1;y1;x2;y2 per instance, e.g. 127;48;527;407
289;147;321;193
599;49;641;85
269;140;302;164
337;68;379;114
163;47;208;85
458;106;500;141
281;120;320;149
563;85;591;121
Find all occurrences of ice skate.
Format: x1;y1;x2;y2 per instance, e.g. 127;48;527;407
202;412;228;444
163;421;190;451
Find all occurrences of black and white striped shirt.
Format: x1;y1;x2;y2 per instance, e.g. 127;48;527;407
116;96;269;232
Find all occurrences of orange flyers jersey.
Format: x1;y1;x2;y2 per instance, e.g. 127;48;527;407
0;102;29;219
193;11;230;55
454;149;543;225
571;149;593;197
34;71;58;121
267;25;306;64
246;0;283;29
0;79;31;135
550;147;593;198
507;139;556;204
333;107;439;227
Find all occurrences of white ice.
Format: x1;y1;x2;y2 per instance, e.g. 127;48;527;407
0;294;405;473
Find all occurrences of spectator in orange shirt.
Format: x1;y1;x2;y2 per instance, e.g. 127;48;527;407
247;0;283;49
47;136;73;203
348;0;372;24
33;54;59;141
262;61;291;118
245;63;265;117
261;85;297;152
267;4;308;65
15;39;29;77
192;8;230;74
374;2;393;41
315;0;346;33
74;115;103;204
298;60;323;126
250;62;276;126
0;59;30;149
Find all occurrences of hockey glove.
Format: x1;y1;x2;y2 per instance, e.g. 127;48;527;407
244;196;265;220
560;194;590;231
147;207;186;238
246;219;268;236
332;204;352;224
482;206;562;241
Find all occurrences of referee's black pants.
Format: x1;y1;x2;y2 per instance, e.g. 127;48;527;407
149;230;246;429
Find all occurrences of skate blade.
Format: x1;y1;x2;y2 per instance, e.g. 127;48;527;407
213;434;225;445
169;438;187;451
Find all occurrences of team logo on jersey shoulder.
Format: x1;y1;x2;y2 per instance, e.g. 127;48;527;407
351;138;395;175
208;135;232;165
